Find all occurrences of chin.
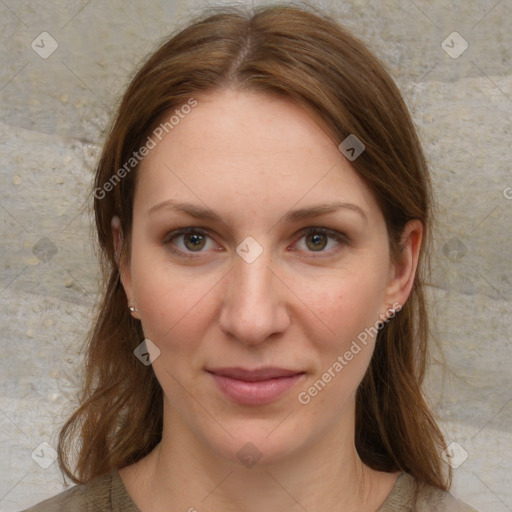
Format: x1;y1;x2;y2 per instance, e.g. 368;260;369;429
201;418;311;469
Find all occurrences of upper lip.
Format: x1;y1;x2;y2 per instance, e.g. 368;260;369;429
207;367;304;381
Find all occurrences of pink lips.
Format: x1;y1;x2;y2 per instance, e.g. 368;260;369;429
207;367;305;405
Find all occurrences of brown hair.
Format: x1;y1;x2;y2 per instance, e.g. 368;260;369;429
58;3;450;491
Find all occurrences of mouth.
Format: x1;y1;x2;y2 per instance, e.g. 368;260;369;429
206;367;306;405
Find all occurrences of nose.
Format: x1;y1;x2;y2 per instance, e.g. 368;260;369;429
218;245;291;346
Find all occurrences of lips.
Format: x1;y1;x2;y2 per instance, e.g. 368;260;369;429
207;367;306;405
208;367;303;381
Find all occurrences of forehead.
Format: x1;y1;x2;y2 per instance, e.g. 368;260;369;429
134;89;379;224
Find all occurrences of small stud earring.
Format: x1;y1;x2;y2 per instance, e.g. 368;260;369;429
128;299;138;312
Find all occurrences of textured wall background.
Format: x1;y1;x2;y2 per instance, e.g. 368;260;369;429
1;1;510;511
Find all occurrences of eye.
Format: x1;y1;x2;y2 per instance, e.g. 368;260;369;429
163;226;348;259
293;227;348;255
164;228;219;256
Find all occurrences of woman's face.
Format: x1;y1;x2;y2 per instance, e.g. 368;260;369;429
116;89;420;466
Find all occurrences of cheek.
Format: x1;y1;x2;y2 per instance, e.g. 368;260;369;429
129;246;220;353
296;263;388;350
294;273;384;413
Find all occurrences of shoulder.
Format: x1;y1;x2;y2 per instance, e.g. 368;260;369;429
19;470;139;512
379;472;479;512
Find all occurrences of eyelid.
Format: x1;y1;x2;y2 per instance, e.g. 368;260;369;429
162;227;212;244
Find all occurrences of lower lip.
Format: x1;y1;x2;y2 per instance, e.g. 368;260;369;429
209;372;305;405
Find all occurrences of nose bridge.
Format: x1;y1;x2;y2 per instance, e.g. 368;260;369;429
235;251;273;304
219;244;289;344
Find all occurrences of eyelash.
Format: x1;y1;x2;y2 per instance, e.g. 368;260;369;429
163;227;349;259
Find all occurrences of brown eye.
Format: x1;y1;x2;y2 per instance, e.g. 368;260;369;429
294;227;348;257
183;232;206;251
305;232;328;251
164;228;217;257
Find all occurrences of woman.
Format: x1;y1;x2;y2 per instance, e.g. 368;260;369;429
23;3;478;511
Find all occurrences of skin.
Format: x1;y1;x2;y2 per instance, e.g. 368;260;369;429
113;88;423;512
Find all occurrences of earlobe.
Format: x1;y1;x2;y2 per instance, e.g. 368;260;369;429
385;219;424;308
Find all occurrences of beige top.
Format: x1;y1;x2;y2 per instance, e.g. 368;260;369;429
21;470;478;511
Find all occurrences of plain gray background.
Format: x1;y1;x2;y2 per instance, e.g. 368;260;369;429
0;1;511;510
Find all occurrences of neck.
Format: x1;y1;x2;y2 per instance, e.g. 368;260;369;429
123;396;398;512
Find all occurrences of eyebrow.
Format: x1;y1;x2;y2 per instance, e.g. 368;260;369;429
147;199;367;223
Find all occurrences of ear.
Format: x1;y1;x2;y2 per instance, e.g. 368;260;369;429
111;216;139;319
383;219;424;310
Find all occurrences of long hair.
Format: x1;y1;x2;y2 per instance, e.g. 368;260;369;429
57;3;450;490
